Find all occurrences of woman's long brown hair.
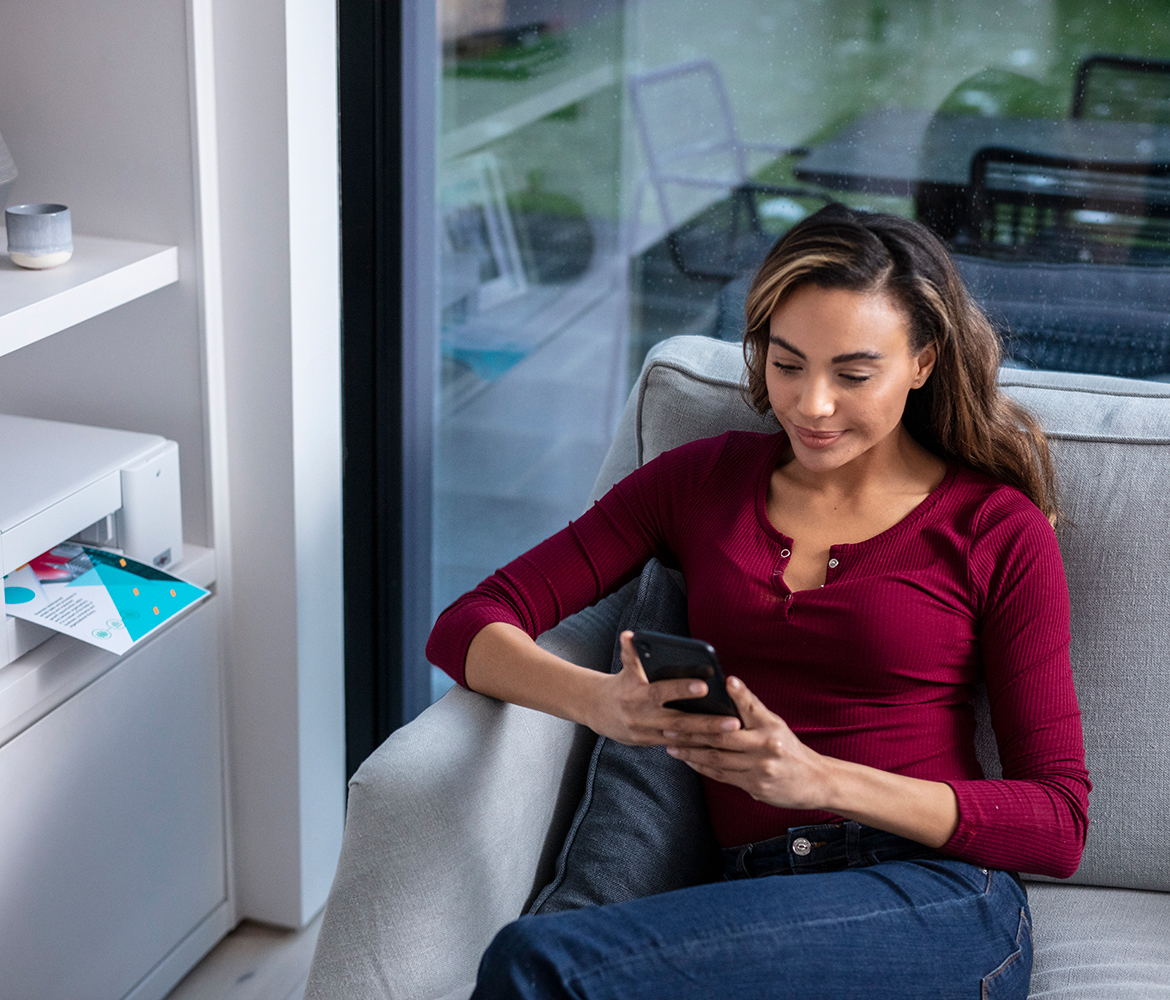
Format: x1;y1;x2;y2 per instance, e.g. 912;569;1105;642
742;204;1059;519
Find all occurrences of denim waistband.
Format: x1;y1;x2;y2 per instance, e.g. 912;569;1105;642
722;821;943;880
722;821;1025;891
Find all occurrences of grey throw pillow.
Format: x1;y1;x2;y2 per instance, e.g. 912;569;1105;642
528;559;723;914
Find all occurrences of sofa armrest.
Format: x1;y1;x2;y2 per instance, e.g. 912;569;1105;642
304;686;586;1000
304;589;628;1000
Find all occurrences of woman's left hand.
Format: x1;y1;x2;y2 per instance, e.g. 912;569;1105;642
665;676;831;812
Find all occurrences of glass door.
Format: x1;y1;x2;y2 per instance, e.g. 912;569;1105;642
432;1;628;699
425;0;1170;703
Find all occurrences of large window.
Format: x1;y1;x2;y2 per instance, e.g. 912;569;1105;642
428;0;1170;701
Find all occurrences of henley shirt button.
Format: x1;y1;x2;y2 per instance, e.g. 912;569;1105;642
827;558;839;569
780;548;791;558
792;837;812;856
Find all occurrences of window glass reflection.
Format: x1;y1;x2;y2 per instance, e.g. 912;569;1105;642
431;0;1170;700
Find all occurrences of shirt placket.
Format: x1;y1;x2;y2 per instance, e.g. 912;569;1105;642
773;539;795;612
824;547;843;584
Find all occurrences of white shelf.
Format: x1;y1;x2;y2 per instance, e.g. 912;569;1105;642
441;63;617;160
0;230;178;359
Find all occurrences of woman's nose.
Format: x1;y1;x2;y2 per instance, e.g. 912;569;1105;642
798;377;835;418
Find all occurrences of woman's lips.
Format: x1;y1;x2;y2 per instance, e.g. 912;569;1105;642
793;426;845;449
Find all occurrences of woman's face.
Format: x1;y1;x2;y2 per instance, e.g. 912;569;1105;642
765;284;936;475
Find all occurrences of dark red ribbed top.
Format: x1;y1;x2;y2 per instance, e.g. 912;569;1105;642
427;431;1090;878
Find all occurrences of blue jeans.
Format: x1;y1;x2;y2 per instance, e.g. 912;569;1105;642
473;822;1032;999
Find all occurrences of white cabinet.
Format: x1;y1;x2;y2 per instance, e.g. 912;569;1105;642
0;270;229;998
0;604;227;1000
0;250;227;999
0;0;347;976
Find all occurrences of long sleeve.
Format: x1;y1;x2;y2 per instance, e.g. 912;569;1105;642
943;489;1091;878
425;434;730;686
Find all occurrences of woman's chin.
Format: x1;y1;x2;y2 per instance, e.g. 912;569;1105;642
790;445;853;472
791;436;893;476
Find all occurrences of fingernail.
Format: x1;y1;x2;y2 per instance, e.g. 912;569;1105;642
689;682;705;694
728;677;741;690
666;746;680;756
720;718;737;730
663;730;678;738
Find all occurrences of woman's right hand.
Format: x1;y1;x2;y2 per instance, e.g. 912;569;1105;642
463;622;738;746
589;631;743;746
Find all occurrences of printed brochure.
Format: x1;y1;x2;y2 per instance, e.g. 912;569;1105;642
3;543;208;654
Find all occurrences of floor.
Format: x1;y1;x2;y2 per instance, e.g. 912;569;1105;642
163;913;323;1000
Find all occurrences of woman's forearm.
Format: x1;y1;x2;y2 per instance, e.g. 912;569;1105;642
821;758;959;849
464;621;609;729
465;625;740;749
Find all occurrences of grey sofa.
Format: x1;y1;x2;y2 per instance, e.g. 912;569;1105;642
305;336;1170;1000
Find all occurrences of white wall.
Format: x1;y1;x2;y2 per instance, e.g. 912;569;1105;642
0;0;346;933
211;0;346;927
0;0;210;545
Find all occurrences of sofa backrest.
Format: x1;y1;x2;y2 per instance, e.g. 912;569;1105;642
612;334;1170;893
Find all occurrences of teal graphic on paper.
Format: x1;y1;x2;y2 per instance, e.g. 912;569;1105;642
65;567;101;588
4;543;208;653
4;586;35;604
79;551;207;642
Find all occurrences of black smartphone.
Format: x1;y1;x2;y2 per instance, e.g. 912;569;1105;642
630;630;741;720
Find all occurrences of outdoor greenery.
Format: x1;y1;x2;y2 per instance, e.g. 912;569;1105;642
441;0;1170;376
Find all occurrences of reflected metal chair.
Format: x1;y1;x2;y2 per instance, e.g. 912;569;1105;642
960;144;1170;264
628;59;826;284
1072;53;1170;123
955;145;1170;379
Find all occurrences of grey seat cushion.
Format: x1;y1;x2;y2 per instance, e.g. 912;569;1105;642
997;369;1170;892
1027;881;1170;998
529;558;722;914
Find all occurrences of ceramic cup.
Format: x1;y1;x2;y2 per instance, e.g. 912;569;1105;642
5;203;73;269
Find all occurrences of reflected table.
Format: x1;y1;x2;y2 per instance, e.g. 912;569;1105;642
794;108;1170;236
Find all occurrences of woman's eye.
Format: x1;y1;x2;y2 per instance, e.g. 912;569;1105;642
839;373;871;383
771;361;801;374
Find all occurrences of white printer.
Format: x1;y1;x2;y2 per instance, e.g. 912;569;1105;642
0;413;183;666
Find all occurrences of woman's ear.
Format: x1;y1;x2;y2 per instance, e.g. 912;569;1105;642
911;342;937;388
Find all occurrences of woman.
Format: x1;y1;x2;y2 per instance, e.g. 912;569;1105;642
426;205;1090;999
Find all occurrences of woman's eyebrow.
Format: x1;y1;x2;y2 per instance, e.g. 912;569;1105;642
769;336;883;364
832;350;884;363
769;335;805;358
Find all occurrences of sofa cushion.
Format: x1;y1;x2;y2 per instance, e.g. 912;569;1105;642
1026;881;1170;998
631;337;1170;892
997;369;1170;892
635;336;778;465
528;558;722;914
